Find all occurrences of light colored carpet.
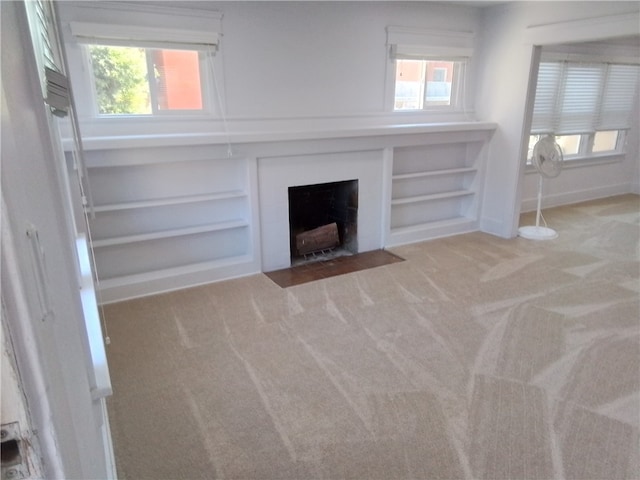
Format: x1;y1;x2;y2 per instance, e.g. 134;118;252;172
104;194;639;480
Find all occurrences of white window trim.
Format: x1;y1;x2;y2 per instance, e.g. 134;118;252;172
526;130;628;168
525;151;625;173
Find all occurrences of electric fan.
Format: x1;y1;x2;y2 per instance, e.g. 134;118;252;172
518;134;563;240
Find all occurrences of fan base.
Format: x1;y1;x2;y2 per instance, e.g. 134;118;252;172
518;225;558;240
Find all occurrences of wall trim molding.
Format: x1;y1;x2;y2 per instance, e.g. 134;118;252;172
525;11;640;46
520;182;633;213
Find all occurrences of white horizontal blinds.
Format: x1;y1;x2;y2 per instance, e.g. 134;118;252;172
25;0;64;97
34;0;58;69
531;62;562;133
556;63;603;134
387;26;474;60
532;59;640;135
598;64;640;130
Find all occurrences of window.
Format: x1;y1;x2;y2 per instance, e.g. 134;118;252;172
386;26;472;113
432;68;447;82
528;134;582;161
529;58;640;161
67;9;221;119
87;45;204;115
593;130;619;152
394;59;463;110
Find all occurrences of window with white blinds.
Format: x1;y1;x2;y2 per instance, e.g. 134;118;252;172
600;64;640;130
531;60;640;135
25;0;63;92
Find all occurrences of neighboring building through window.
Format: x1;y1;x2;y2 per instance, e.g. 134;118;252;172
88;45;204;115
394;59;461;110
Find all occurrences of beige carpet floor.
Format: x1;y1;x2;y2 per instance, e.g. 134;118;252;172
104;194;639;480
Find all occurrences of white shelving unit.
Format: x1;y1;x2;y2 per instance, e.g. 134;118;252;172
91;221;249;248
92;190;246;212
82;150;257;303
388;139;487;246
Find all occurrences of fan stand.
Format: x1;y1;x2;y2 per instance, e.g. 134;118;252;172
518;176;558;240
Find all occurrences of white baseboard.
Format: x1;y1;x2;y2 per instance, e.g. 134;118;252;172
520;183;633;213
386;217;478;248
479;216;512;239
98;257;260;304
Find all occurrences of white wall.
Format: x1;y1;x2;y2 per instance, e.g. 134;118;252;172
217;1;479;119
1;2;112;478
57;0;482;139
475;1;640;236
627;95;640;194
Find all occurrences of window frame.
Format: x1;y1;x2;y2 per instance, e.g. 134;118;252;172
58;2;224;135
83;43;214;118
391;57;467;112
527;130;627;165
385;26;473;116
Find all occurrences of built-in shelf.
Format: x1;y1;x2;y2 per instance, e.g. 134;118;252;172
99;253;254;286
387;216;478;247
390;216;474;236
388;136;490;246
70;122;494;303
392;167;476;181
391;189;474;205
91;220;248;248
77;146;256;303
97;254;257;304
92;190;246;213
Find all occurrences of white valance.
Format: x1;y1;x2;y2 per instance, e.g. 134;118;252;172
70;22;219;50
65;2;222;51
386;26;474;60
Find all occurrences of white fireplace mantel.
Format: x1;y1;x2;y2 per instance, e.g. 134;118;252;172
63;119;496;151
258;149;387;272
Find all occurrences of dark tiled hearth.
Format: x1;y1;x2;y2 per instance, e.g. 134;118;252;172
265;249;404;288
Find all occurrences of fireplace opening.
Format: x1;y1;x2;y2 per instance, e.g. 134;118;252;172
288;180;358;265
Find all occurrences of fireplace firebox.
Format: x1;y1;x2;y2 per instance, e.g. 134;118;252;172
288;180;358;263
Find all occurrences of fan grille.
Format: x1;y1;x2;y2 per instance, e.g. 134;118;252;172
532;135;563;178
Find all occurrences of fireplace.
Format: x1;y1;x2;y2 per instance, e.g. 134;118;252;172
257;150;384;272
288;180;358;263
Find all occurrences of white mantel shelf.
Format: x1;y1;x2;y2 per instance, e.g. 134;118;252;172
65;120;497;151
